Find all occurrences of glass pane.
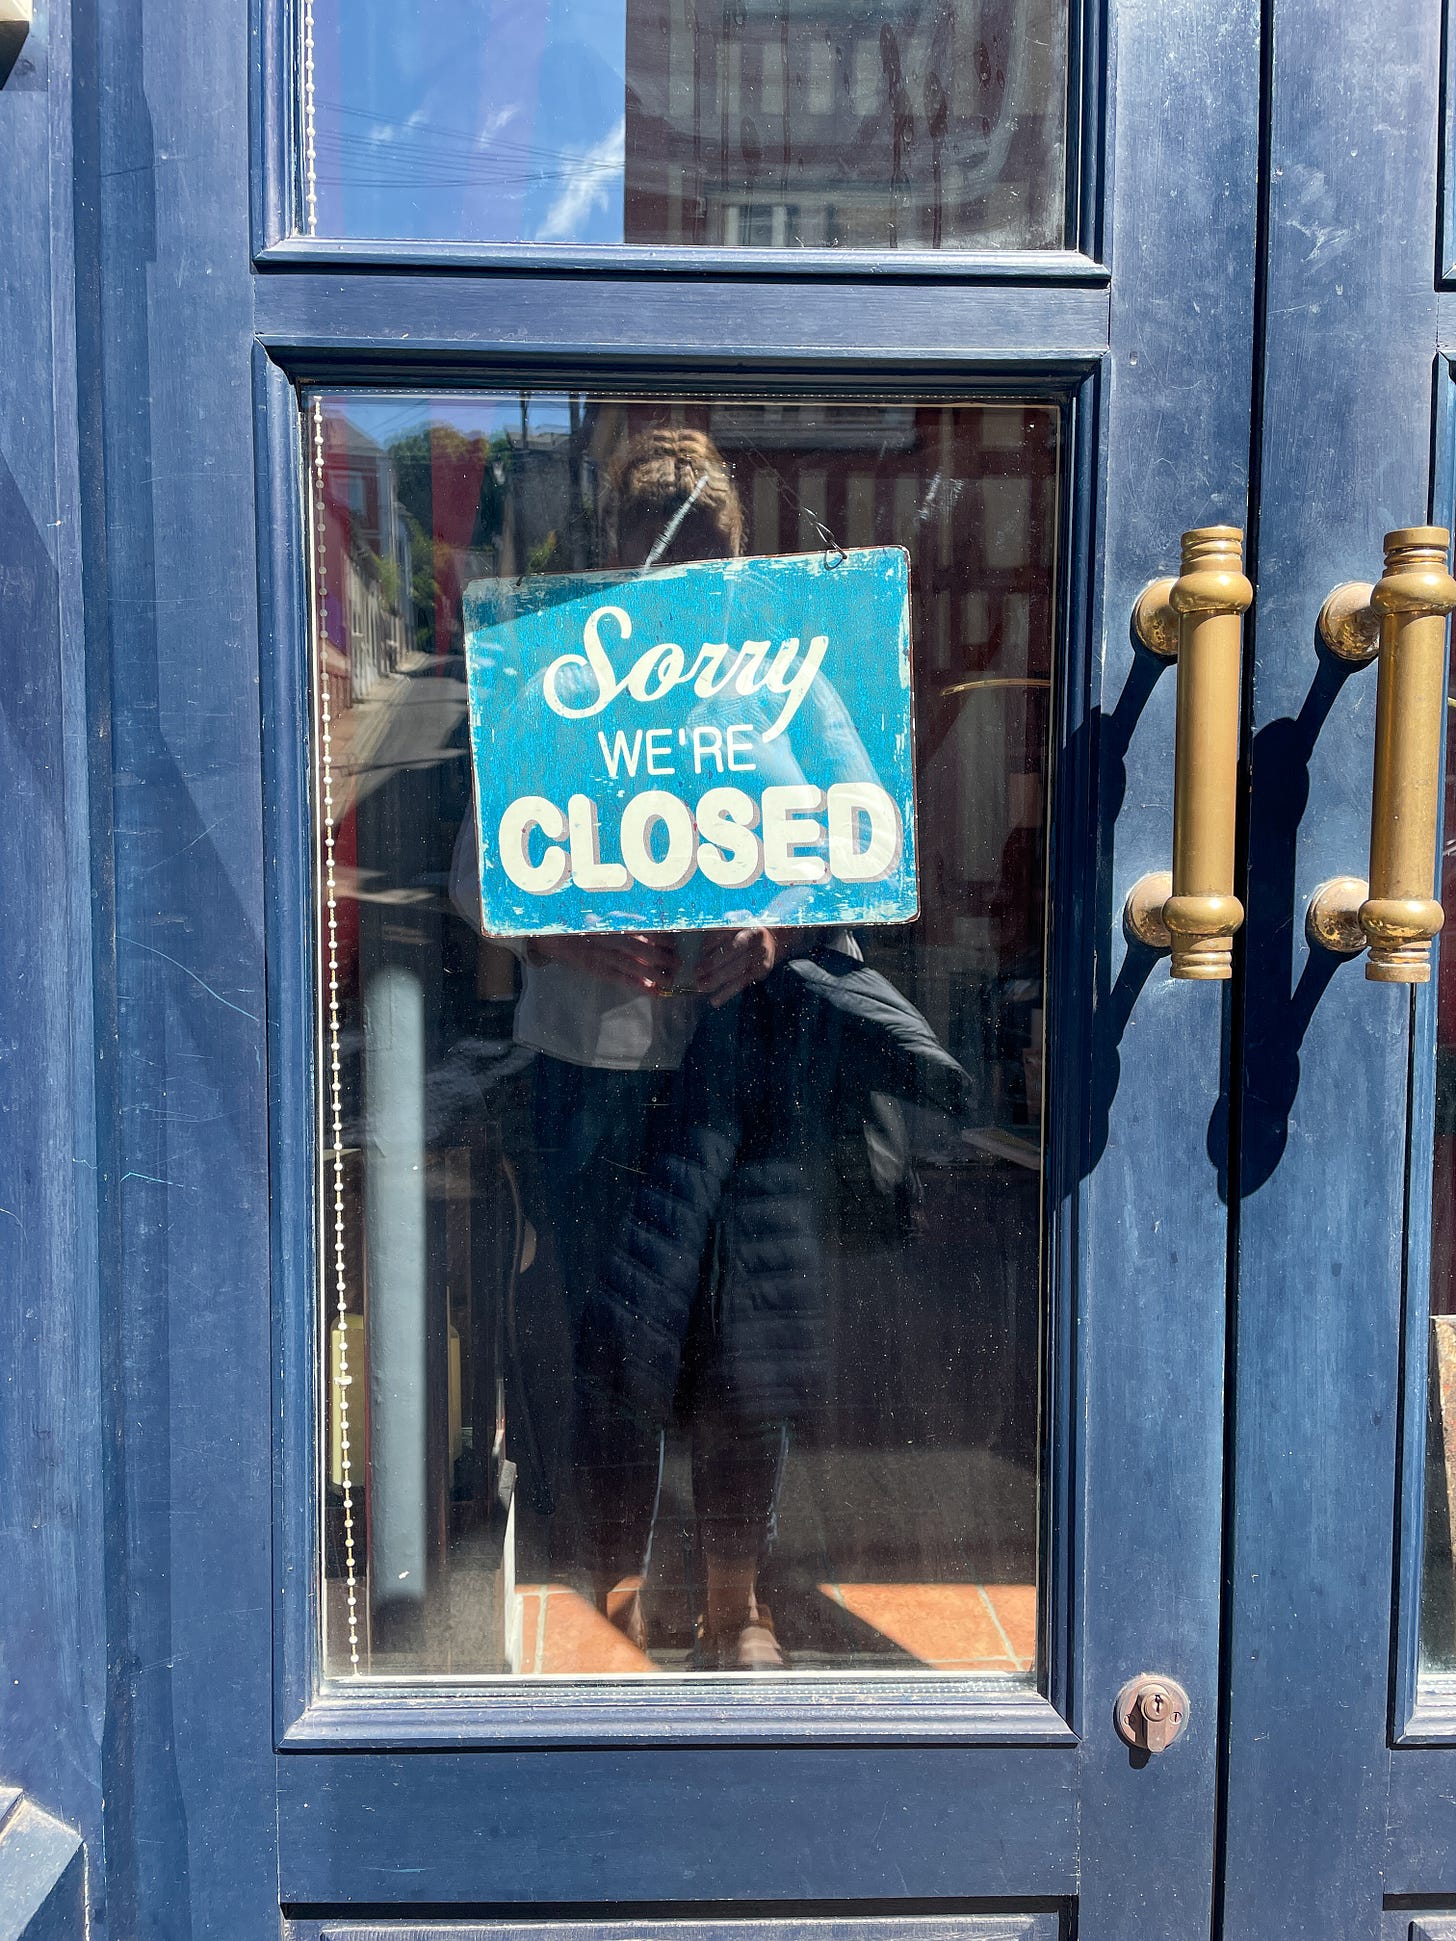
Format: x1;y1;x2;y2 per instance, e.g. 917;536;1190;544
1423;669;1456;1678
310;389;1058;1678
300;0;1069;248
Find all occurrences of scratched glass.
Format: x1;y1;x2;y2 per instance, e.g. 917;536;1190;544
299;0;1069;249
311;390;1058;1678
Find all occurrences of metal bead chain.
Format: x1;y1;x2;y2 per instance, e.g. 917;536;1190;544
312;398;360;1674
301;0;319;235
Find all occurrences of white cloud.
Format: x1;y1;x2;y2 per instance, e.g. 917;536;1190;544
478;105;521;148
535;117;625;243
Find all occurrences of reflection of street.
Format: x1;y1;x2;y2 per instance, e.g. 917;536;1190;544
332;651;469;903
334;650;465;815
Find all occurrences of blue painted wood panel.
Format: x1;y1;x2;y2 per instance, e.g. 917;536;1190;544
75;0;283;1934
1069;0;1259;1929
1221;0;1448;1933
260;238;1110;282
252;275;1111;368
276;1749;1078;1905
0;0;108;1930
278;1681;1077;1749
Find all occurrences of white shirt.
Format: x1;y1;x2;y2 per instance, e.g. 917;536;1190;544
449;815;857;1072
449;815;704;1071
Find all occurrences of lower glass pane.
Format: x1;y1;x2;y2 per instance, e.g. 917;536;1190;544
1424;658;1456;1677
309;389;1058;1679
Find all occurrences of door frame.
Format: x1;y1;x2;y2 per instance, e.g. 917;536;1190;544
258;351;1095;1754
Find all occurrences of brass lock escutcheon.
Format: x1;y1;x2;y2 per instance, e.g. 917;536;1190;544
1309;527;1456;982
1114;1674;1191;1754
1126;526;1252;978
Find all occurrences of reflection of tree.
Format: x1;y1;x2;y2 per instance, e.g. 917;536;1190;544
387;426;512;654
374;554;400;609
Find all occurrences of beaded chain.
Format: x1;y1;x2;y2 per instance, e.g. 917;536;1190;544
301;0;318;234
310;397;361;1674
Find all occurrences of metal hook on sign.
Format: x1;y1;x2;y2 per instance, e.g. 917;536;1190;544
808;513;847;567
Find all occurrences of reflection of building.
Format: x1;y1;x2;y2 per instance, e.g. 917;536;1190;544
597;398;1057;967
621;0;1065;249
495;425;597;579
318;420;416;719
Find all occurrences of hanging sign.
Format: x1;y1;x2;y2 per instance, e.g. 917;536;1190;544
464;546;917;935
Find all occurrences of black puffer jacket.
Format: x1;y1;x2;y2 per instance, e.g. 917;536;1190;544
580;946;970;1428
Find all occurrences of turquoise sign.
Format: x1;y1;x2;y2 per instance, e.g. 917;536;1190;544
464;546;917;936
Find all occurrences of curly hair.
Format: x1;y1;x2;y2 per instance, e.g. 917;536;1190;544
601;425;744;561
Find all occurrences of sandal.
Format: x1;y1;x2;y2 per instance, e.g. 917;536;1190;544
730;1611;787;1672
701;1605;787;1672
599;1577;649;1653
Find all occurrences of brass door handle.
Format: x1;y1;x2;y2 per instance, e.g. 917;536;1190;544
1126;527;1252;979
1309;527;1456;982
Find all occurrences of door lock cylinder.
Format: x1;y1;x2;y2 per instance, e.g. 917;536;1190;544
1114;1674;1190;1754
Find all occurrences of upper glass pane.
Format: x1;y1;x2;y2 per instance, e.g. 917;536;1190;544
299;0;1070;248
309;388;1058;1682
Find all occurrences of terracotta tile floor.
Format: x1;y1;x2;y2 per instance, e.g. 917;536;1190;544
516;1583;655;1674
824;1581;1036;1672
515;1581;1036;1674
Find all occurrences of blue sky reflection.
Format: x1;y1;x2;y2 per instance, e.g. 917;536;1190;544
311;0;627;242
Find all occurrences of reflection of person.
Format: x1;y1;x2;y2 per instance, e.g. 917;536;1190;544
529;427;790;1019
453;426;808;1667
577;429;803;1664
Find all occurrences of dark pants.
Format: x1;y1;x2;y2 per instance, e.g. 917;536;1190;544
532;1054;786;1586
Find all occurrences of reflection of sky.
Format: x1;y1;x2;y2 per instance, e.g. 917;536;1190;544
335;394;576;446
311;0;627;243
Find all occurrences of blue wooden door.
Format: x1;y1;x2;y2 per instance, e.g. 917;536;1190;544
1218;3;1456;1938
4;0;1295;1932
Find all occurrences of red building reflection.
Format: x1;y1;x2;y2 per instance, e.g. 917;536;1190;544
621;0;1066;249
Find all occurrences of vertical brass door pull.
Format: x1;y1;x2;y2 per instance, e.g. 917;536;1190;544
1126;527;1252;979
1309;527;1456;983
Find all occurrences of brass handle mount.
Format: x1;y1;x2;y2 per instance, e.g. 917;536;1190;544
1125;526;1252;980
1309;527;1456;983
